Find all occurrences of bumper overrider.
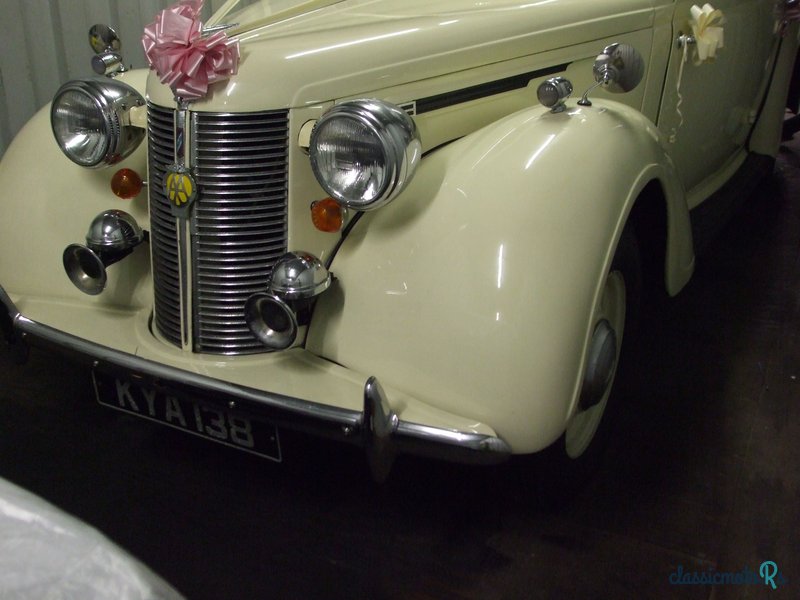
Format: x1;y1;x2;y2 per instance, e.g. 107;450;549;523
0;284;511;481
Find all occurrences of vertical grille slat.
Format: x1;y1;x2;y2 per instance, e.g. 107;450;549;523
147;104;289;355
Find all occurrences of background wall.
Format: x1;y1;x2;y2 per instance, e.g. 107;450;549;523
0;0;231;158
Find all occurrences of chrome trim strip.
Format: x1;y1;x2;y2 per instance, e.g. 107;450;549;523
397;422;512;454
178;218;193;350
13;313;360;426
0;289;511;477
174;102;189;166
174;103;193;351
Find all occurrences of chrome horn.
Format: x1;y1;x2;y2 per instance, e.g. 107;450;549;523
63;210;144;295
245;252;332;350
244;293;299;351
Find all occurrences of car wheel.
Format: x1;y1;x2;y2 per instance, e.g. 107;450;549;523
565;260;628;459
524;226;641;501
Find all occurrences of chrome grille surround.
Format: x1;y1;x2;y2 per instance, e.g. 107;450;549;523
147;104;289;354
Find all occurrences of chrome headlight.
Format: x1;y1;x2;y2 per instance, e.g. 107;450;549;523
51;78;145;168
268;252;332;300
309;100;421;211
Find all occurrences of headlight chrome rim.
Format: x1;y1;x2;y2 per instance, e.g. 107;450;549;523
50;78;145;168
309;99;421;211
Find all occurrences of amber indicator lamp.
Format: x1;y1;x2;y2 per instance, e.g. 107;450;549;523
111;168;144;199
311;197;344;232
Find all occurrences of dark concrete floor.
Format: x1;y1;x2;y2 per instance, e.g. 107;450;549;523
2;140;800;599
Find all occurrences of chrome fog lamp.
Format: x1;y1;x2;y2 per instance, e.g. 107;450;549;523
63;210;144;295
309;99;421;211
51;78;144;167
245;252;332;350
269;252;332;300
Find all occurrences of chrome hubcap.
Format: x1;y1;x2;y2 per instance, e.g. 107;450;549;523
565;270;626;459
579;319;617;411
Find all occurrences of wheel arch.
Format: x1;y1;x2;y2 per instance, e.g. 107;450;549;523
307;100;693;453
630;179;668;292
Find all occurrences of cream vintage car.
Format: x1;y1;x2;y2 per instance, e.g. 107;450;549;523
1;0;798;482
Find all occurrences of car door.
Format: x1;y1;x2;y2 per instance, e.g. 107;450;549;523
657;0;781;205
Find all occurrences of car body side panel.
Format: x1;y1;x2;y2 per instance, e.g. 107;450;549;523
306;100;692;453
657;0;782;201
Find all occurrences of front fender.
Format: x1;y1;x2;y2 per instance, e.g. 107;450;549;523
0;70;151;311
307;100;692;453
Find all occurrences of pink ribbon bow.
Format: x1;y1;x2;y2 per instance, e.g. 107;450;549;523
142;0;240;101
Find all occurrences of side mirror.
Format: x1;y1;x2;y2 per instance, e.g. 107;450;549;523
89;24;121;54
592;43;645;93
579;43;645;106
89;24;127;76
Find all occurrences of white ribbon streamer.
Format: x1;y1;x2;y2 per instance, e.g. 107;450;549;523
669;4;724;143
668;40;690;144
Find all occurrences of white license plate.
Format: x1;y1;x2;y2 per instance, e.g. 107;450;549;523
93;372;281;462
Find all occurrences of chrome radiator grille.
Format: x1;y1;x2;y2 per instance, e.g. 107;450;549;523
147;104;289;354
148;105;182;348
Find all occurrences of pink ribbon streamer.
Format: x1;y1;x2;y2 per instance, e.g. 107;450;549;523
142;0;240;101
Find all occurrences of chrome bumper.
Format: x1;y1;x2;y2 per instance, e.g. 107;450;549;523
0;286;510;481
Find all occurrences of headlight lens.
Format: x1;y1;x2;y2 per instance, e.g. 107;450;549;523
309;100;421;211
51;78;145;168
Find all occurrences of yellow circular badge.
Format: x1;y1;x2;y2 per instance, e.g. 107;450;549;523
164;167;197;208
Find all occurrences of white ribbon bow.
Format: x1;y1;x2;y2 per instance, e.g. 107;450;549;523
690;3;725;64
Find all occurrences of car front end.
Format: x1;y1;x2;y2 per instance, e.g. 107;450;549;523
0;0;662;479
